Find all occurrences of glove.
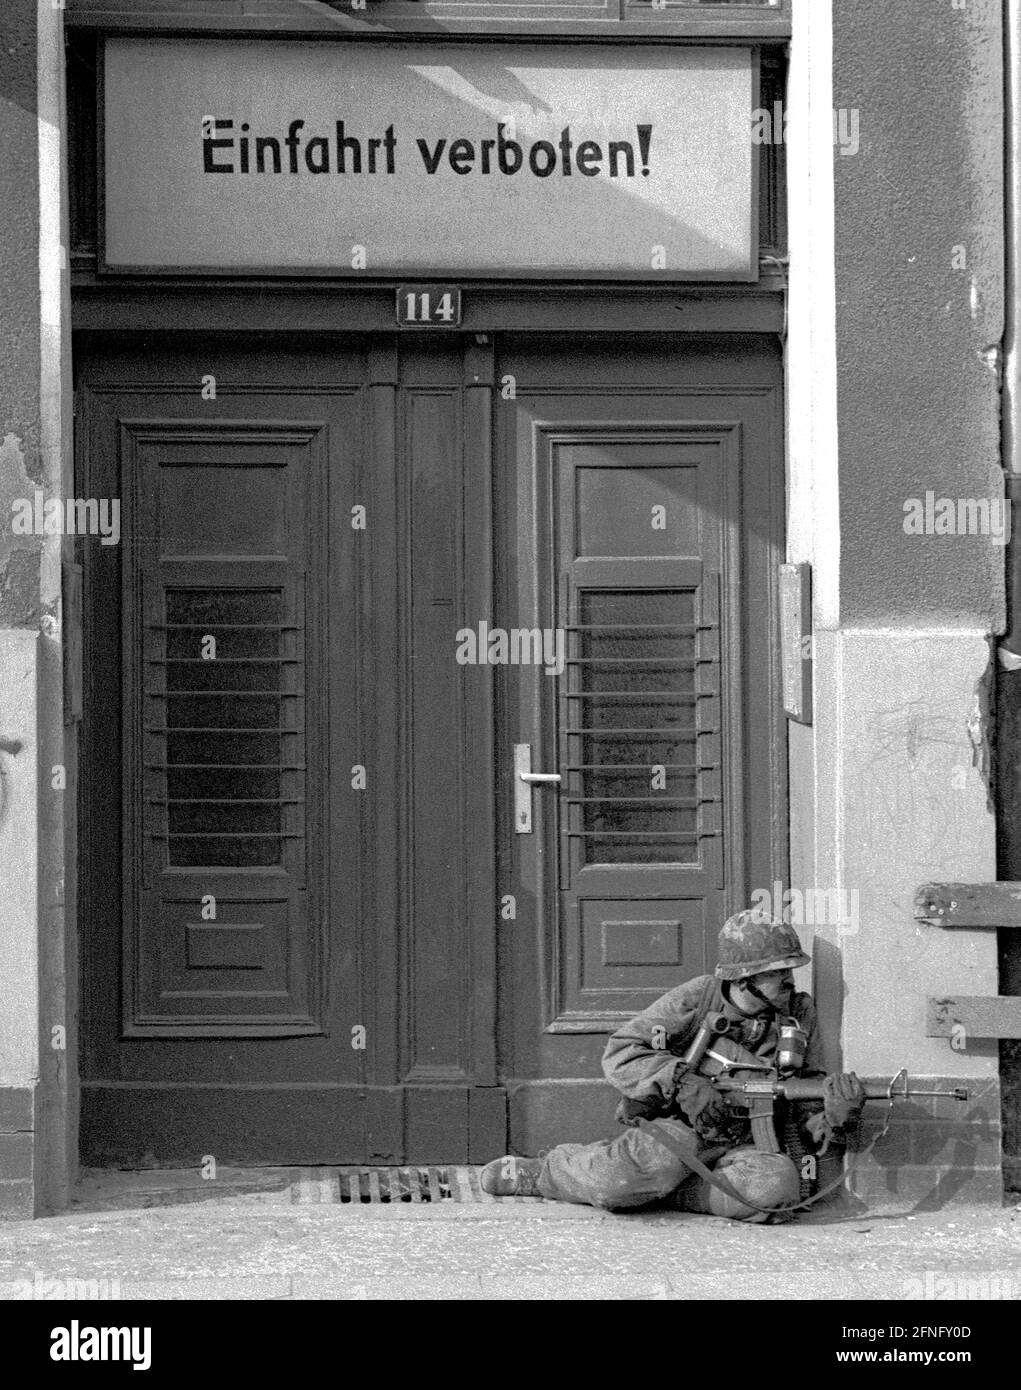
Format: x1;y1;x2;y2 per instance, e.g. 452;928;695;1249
615;1094;668;1128
671;1068;730;1135
805;1110;838;1156
822;1071;866;1130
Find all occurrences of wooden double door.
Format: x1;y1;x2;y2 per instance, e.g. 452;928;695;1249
77;330;784;1165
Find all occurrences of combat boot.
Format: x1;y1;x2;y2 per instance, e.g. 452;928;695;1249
480;1155;545;1197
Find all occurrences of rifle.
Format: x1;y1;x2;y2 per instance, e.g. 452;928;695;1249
694;1031;969;1155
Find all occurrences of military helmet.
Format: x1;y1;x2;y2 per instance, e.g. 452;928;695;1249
714;908;810;980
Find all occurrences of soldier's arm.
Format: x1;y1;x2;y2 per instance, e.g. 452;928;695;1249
600;978;710;1102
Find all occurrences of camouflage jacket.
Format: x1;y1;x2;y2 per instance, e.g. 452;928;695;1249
601;973;827;1107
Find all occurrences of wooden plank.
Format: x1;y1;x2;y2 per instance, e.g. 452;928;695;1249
64;0;791;38
926;996;1021;1040
468;1087;508;1163
463;338;498;1087
404;1087;469;1164
62;562;84;724
914;882;1021;928
405;352;471;1081
364;1086;402;1164
779;561;811;724
79;1084;374;1165
363;340;401;1095
70;285;787;336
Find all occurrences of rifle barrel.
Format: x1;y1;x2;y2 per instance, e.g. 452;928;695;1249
715;1075;969;1102
779;1078;898;1102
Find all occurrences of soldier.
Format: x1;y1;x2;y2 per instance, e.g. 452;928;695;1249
481;909;866;1220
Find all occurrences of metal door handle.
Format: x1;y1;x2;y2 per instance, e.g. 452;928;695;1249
514;744;560;834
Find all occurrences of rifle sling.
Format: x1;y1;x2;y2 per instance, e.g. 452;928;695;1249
636;1117;887;1216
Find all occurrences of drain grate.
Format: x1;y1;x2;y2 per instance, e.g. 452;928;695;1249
289;1166;506;1205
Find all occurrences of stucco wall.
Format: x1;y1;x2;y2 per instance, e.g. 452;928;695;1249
783;0;1005;1202
0;3;43;628
0;0;73;1218
833;0;1004;627
0;1;44;1222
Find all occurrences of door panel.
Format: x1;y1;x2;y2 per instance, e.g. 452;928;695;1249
77;334;503;1164
555;436;727;1027
126;421;324;1036
498;335;785;1148
404;383;471;1082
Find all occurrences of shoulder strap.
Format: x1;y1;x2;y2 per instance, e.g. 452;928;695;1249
698;974;718;1018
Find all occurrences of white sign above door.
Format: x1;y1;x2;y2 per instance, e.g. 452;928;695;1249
102;38;757;280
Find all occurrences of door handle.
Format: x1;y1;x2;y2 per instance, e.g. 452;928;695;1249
514;743;560;834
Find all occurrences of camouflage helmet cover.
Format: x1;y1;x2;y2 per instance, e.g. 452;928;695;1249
714;908;811;981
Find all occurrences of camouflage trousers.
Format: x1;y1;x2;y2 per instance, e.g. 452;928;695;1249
536;1118;795;1216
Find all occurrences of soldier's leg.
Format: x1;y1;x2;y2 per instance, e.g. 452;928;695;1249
536;1118;700;1211
672;1145;801;1222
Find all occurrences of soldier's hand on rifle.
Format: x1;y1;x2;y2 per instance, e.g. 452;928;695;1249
822;1071;866;1129
615;1093;668;1128
672;1068;730;1135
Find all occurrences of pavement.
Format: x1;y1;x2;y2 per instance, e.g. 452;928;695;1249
0;1167;1020;1300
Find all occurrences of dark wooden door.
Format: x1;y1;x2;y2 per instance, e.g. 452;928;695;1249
77;329;782;1165
496;335;785;1152
77;333;502;1165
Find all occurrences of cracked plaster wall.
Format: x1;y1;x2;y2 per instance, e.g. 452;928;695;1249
784;0;1005;1148
0;3;43;630
0;0;72;1218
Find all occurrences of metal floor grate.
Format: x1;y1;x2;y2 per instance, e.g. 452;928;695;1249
290;1166;510;1205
